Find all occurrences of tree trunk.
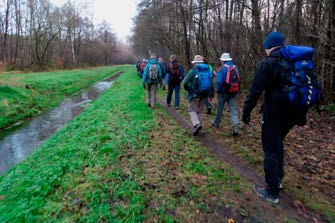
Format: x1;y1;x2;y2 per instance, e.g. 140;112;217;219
71;30;76;65
251;0;263;59
1;0;11;62
217;0;224;53
14;0;21;64
324;0;335;102
278;0;285;31
295;0;302;44
180;0;192;69
311;0;321;49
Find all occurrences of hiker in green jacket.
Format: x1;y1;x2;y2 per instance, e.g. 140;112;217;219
183;55;214;136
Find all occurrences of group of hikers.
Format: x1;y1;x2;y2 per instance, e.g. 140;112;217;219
135;32;321;204
136;52;240;136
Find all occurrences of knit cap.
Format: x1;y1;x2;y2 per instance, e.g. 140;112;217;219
263;32;284;49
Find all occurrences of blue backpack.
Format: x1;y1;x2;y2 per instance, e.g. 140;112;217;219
278;46;321;109
194;64;213;95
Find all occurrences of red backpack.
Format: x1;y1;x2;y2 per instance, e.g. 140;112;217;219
169;63;181;82
224;64;240;93
141;62;147;72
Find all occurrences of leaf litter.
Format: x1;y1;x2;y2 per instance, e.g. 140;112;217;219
157;88;334;222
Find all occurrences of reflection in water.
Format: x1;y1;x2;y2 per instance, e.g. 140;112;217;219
0;80;113;175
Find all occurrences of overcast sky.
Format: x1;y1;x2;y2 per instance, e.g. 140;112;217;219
51;0;140;42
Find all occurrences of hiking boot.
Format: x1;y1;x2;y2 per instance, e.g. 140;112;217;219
207;107;211;114
193;125;202;136
174;106;179;110
232;126;239;136
211;122;219;128
253;185;279;204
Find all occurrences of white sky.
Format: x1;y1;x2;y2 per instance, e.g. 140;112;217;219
52;0;140;42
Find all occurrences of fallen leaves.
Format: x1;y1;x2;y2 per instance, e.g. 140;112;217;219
203;97;334;217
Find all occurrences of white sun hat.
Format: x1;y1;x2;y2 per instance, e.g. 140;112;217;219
191;55;204;64
219;53;232;61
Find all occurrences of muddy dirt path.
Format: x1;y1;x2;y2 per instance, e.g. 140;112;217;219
157;96;329;223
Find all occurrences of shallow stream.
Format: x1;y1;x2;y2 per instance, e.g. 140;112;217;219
0;76;116;175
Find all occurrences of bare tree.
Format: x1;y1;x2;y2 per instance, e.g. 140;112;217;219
0;0;333;101
131;0;334;102
1;0;13;62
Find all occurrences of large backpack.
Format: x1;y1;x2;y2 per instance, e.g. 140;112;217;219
169;63;181;82
148;63;158;81
223;64;240;94
194;64;213;95
278;46;321;109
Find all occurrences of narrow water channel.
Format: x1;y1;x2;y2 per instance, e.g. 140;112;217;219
0;75;119;175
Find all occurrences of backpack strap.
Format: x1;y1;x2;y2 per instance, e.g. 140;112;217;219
223;64;238;84
223;64;230;84
223;64;235;70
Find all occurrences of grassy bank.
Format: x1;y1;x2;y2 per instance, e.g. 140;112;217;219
0;68;294;222
0;66;127;130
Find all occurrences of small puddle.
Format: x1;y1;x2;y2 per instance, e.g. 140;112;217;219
0;74;120;175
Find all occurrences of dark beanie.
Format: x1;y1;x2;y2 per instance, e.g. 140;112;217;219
263;32;284;49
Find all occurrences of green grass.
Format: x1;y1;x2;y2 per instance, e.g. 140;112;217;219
0;68;149;222
0;66;128;129
5;67;329;222
0;68;260;222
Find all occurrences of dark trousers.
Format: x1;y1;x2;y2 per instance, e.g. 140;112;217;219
261;120;294;196
166;83;180;107
205;97;212;109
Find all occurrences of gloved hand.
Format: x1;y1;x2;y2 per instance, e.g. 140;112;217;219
242;111;251;124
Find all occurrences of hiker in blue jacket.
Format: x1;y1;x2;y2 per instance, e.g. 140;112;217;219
242;32;307;203
166;55;185;109
211;53;240;136
142;54;162;109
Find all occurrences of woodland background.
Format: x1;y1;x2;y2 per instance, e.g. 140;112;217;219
0;0;334;102
132;0;334;102
0;0;136;70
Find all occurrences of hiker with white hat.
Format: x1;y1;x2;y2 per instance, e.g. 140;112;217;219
211;52;240;136
183;55;214;136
